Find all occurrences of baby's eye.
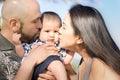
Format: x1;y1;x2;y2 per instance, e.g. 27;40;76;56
45;30;49;32
54;31;58;33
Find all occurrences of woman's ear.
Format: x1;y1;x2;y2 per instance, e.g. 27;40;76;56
76;36;83;44
9;18;20;33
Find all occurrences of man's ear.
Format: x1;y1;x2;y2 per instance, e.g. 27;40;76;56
9;18;20;33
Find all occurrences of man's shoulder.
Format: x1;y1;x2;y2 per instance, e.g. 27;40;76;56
0;49;21;80
0;34;15;51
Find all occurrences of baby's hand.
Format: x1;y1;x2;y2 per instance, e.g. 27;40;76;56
12;33;21;45
63;50;74;64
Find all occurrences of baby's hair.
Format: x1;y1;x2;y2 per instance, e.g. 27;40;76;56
40;11;62;27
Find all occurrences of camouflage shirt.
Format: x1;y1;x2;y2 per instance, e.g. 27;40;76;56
0;34;21;80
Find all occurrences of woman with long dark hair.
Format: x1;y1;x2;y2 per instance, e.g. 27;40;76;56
59;4;120;80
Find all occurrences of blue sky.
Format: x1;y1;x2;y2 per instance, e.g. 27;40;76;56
0;0;120;48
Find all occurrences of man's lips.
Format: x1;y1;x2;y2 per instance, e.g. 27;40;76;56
36;31;40;37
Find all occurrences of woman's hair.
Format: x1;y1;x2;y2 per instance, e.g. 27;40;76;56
69;4;120;74
40;11;62;27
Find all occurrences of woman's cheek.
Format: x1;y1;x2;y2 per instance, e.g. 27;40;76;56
60;40;66;48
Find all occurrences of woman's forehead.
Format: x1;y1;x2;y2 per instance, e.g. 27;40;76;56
63;13;71;24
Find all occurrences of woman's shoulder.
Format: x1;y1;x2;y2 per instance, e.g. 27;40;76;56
90;58;120;80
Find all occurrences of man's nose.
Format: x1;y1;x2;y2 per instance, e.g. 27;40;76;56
38;19;42;28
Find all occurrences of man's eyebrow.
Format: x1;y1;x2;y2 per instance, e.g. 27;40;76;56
33;16;41;21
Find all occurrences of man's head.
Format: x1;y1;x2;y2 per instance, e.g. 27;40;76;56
1;0;42;43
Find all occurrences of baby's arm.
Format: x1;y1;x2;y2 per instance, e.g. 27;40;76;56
47;60;68;80
12;33;24;58
62;51;77;79
61;50;74;64
15;43;24;58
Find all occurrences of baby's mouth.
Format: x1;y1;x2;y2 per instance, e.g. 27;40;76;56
47;39;55;43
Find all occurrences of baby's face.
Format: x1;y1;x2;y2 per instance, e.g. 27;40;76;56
39;19;60;43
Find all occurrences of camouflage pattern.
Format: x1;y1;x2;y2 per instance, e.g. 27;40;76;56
0;34;21;80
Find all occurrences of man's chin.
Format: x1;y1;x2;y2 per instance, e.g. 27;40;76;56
29;35;39;43
20;36;34;43
20;32;39;43
20;37;25;42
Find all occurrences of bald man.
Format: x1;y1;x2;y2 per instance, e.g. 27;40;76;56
0;0;57;80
